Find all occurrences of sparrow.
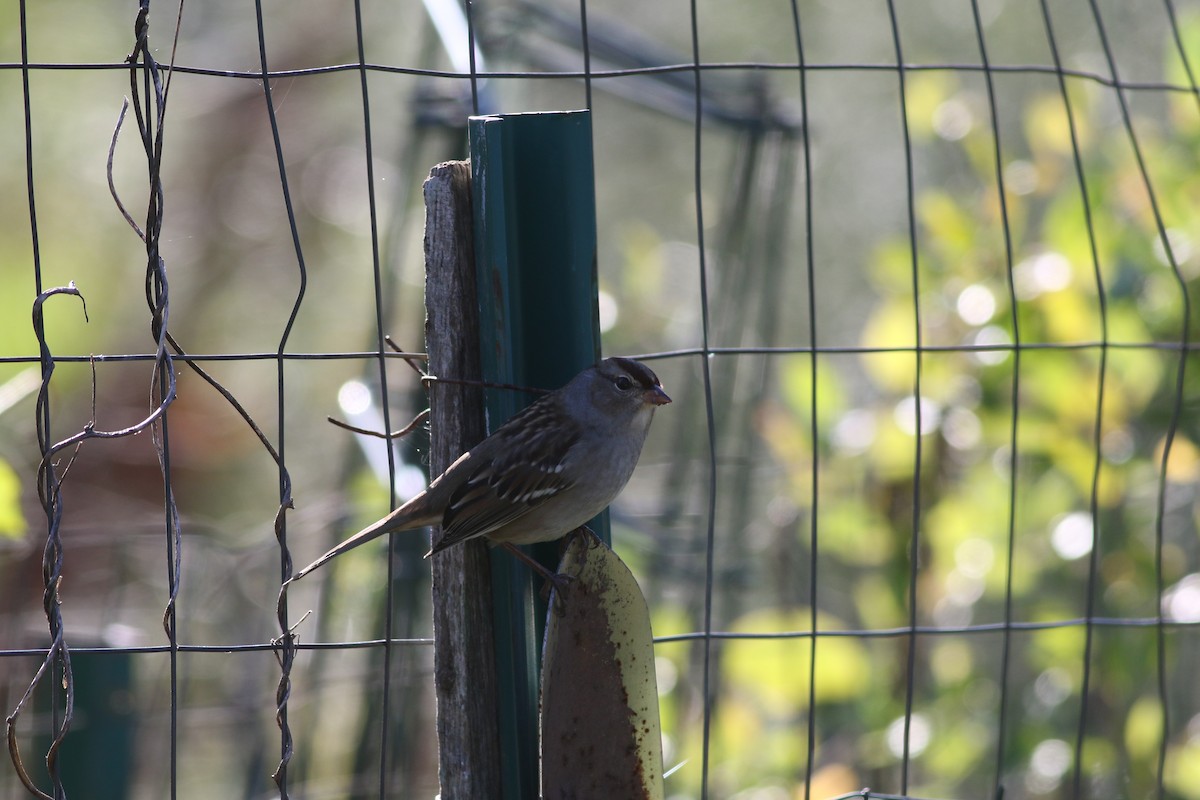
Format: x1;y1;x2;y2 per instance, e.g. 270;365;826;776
291;357;670;582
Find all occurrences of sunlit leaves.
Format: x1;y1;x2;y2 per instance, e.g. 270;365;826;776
1165;740;1200;800
703;16;1200;797
1025;91;1092;157
0;458;26;539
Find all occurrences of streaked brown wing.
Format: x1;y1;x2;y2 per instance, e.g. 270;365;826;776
432;398;581;551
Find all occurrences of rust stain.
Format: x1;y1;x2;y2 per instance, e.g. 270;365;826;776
541;538;660;799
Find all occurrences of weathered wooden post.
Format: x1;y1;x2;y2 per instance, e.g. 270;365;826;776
423;160;503;797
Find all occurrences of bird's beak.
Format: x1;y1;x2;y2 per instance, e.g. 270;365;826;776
643;386;672;406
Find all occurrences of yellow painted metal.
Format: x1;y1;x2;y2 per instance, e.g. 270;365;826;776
541;535;664;799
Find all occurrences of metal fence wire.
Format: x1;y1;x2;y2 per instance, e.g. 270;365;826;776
2;0;1200;798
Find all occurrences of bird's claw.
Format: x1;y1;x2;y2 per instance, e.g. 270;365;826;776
571;525;605;551
542;571;577;615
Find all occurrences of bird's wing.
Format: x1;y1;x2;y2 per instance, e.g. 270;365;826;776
432;399;581;552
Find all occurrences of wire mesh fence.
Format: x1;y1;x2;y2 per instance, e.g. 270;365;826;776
2;0;1200;798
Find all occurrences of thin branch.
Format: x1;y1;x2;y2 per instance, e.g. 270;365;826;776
327;407;430;440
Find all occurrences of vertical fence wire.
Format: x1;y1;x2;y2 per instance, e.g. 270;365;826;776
17;0;40;297
1085;2;1193;795
785;5;820;800
465;0;481;115
22;285;84;800
6;2;1200;799
1026;4;1115;799
685;1;721;797
882;1;924;793
124;9;182;800
247;3;305;794
8;6;185;799
1034;2;1114;798
10;3;57;798
578;0;593;113
348;2;401;796
1166;0;1200;105
969;3;1023;796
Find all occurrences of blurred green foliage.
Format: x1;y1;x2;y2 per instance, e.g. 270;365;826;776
638;8;1200;800
0;458;26;539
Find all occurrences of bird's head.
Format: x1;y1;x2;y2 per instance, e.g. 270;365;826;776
582;356;671;425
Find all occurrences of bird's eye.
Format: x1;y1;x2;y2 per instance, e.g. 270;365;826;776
614;375;633;391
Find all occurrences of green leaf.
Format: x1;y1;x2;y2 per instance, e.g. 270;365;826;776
0;457;26;539
1124;695;1163;761
725;608;870;711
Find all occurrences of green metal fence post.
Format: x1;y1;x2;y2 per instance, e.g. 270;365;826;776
468;109;606;800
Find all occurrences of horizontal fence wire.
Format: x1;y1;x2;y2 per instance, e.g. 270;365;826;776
1;58;1200;91
5;1;1199;799
7;339;1200;368
3;614;1197;658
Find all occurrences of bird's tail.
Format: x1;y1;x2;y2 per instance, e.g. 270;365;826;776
288;499;438;583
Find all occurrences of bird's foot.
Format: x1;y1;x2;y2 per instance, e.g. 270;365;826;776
500;542;575;613
539;571;577;615
570;525;606;551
